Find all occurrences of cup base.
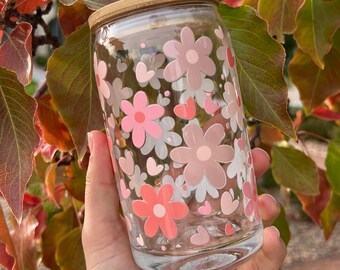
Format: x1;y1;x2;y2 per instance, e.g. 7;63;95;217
132;226;263;270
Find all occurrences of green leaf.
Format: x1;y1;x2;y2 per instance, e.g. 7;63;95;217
56;228;86;270
41;207;75;270
219;4;296;139
0;67;39;222
289;30;340;114
273;205;290;246
271;145;319;195
65;162;86;202
326;139;340;194
294;0;340;69
46;24;104;160
320;191;340;240
258;0;304;43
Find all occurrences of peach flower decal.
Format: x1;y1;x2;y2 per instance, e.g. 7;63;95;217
93;52;110;99
170;123;234;190
132;184;189;240
163;26;216;90
242;168;261;222
121;91;164;148
222;82;244;132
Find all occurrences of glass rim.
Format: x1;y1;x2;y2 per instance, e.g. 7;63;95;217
88;0;219;32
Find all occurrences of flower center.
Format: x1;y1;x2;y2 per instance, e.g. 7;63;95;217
196;145;212;161
153;204;166;218
134;111;145;123
186;49;199;64
95;74;101;87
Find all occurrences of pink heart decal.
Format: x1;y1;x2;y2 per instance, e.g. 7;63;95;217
174;97;196;120
120;179;131;199
146;157;164;176
136;234;144;246
118;150;135;176
136;62;155;83
190;226;209;246
198;201;212;216
204;96;219;114
227;47;235;68
214;26;224;40
221;191;239;215
225;223;236;236
237;137;246;150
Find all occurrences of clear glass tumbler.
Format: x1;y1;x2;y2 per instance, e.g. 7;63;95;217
89;1;263;269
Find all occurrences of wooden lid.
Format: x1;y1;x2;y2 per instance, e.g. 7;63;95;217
88;0;219;31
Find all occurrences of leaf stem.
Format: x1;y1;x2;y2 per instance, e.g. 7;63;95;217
297;130;330;143
33;81;47;99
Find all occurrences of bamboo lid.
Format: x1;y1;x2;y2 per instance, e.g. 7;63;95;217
88;0;219;31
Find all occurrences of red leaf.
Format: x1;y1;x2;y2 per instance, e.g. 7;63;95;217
23;193;46;239
15;0;51;14
223;0;244;7
58;1;92;36
11;214;39;270
0;0;8;12
0;29;3;43
0;68;40;222
312;105;340;121
296;170;331;226
45;157;67;206
0;22;33;85
36;94;75;152
0;206;16;270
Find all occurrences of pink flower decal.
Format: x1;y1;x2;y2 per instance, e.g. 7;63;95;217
242;169;261;222
132;184;189;240
222;82;244;132
163;26;216;90
93;52;110;100
170;123;234;190
121;91;164;148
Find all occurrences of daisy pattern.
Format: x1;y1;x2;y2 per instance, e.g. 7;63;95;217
93;52;110;110
242;167;261;222
227;137;247;189
107;78;133;117
216;44;230;78
162;175;192;202
128;165;147;197
132;184;189;240
163;26;216;90
141;116;182;160
121;91;164;148
190;175;219;203
138;53;165;90
222;82;244;132
171;74;214;108
170;123;234;190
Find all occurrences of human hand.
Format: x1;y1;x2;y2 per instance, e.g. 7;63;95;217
82;130;287;270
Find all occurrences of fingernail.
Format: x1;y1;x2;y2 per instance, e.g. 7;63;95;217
87;132;93;153
271;226;280;238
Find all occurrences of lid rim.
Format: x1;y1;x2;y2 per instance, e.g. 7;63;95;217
88;0;219;31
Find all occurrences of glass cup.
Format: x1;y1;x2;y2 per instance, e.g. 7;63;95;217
89;1;263;269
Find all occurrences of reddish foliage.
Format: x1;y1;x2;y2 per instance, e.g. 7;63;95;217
36;94;74;152
0;207;16;270
296;170;331;226
312;106;340;121
58;1;92;36
23;193;46;239
0;22;33;85
16;0;51;14
223;0;244;7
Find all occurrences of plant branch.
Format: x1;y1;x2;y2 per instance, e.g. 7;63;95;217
297;130;330;143
33;81;47;99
